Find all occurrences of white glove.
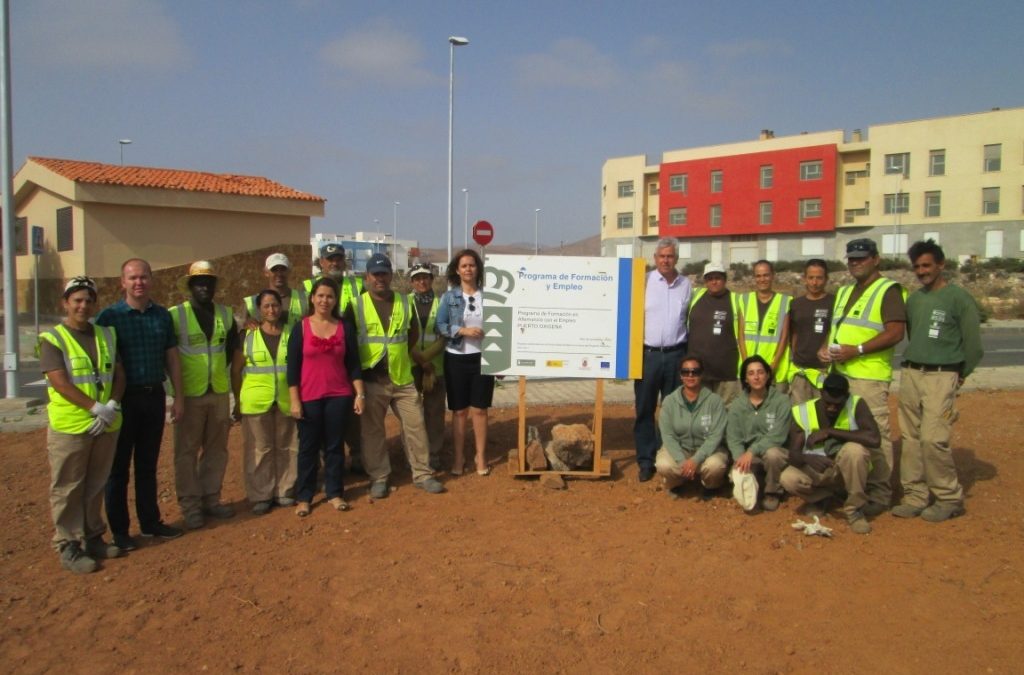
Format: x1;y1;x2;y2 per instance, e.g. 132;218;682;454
87;416;110;436
90;401;119;425
790;516;834;537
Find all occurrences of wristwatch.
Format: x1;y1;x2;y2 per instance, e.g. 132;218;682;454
857;344;864;355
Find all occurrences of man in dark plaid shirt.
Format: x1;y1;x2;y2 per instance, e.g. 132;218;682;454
96;258;186;550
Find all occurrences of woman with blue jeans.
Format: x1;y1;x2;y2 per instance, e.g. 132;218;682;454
436;249;496;476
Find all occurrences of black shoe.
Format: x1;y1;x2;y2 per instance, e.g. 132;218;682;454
112;533;139;552
699;487;717;502
862;502;889;517
638;467;655;483
140;522;184;540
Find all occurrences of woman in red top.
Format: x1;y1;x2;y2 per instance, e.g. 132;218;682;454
287;278;364;516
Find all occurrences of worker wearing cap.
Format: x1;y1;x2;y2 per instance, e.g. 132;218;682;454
781;372;881;534
409;262;448;471
39;276;126;573
687;261;742;407
171;261;240;529
244;253;305;329
305;241;364;473
739;260;792;394
353;253;445;498
818;238;906;516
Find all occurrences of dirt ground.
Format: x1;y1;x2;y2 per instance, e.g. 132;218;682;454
2;390;1022;674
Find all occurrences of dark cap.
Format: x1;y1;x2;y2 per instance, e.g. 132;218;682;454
409;262;433;278
846;238;878;259
319;242;345;258
822;372;850;397
366;253;393;274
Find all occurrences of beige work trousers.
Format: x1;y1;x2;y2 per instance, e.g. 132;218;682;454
780;442;870;519
747;446;789;495
361;380;433;484
706;380;741;408
898;369;964;507
414;367;448;466
174;391;231;516
47;428;118;550
847;377;893;508
655;446;730;490
241;408;298;503
788;372;821;406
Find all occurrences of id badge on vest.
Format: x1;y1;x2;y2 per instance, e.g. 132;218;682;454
713;310;727;336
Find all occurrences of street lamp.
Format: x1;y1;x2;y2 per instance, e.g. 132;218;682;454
462;187;469;248
392;202;400;270
534;208;541;255
447;35;469;263
118;139;132;165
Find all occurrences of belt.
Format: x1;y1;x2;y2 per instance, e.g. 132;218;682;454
643;342;686;353
125;383;164;394
901;360;962;374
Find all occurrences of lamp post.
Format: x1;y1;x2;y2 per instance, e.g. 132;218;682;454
462;187;469;249
118;139;132;165
534;208;541;255
393;201;400;270
447;35;469;263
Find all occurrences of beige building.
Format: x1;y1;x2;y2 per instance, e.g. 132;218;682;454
7;157;324;309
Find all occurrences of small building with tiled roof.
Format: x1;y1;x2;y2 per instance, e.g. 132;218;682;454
6;156;324;309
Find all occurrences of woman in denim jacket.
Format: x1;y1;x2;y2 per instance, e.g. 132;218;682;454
435;249;496;476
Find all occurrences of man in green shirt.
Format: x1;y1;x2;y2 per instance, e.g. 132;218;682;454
894;240;982;523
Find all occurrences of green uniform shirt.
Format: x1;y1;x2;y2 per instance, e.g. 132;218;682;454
904;283;983;377
725;386;793;459
657;386;727;464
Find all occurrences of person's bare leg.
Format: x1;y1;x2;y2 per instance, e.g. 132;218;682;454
471;407;489;474
452;408;469;474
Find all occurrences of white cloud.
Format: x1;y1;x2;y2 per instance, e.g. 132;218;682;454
319;19;437;87
707;39;793;60
19;0;190;71
515;38;621;90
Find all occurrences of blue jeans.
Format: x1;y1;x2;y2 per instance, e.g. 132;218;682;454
294;396;352;503
633;346;686;471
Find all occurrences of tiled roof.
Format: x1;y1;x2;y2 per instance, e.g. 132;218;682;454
28;156;325;202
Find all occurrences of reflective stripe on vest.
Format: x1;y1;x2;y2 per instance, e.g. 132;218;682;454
354;291;413;386
741;291;792;380
41;324;121;434
239;328;290;414
789;366;826;388
792;395;860;456
418;296;443;372
172;302;232;396
829;277;902;381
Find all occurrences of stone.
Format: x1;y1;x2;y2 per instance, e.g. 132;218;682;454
526;439;547;471
545;423;594;470
540;473;566;490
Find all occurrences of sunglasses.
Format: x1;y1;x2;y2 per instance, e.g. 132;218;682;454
467;297;477;311
680;368;703;377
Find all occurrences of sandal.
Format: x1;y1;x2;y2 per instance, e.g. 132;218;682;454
328;497;352;512
295;502;311;517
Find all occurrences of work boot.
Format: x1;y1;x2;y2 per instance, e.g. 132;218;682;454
60;543;98;575
921;502;965;523
84;536;123;559
891;503;925;519
847;512;872;535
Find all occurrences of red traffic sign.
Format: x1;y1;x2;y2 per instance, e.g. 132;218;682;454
472;220;494;246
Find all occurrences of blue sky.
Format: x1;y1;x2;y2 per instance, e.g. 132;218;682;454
12;0;1024;253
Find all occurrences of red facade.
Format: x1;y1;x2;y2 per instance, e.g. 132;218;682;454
658;144;838;238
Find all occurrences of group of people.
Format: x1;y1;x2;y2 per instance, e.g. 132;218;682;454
40;244;496;574
637;236;982;535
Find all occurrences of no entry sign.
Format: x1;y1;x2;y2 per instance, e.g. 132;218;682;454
472;220;494;247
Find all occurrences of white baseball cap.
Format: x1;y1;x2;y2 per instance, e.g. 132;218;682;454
265;253;291;270
703;262;726;277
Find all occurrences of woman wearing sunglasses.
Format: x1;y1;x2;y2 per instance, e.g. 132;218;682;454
436;249;496;476
654;356;729;498
725;355;793;513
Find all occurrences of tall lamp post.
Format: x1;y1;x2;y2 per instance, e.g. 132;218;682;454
462;187;469;248
447;35;469;263
118;139;132;165
393;201;400;270
534;208;541;255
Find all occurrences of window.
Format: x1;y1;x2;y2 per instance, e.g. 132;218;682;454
924;191;941;218
982;187;1000;214
845;169;868;185
801;237;825;256
800;160;823;181
709;204;722;227
798;198;821;222
844;203;870;223
924;231;940;244
984;144;1001;172
668;207;687;225
929;149;945;176
617;181;634;198
647;215;657;229
884;152;909;177
883;193;910;215
678;242;692;259
13;216;27;256
616;212;633;229
759;165;773;189
710;170;723;193
669;173;688;193
648;182;659;195
56;207;73;252
882;233;909;256
759;201;773;225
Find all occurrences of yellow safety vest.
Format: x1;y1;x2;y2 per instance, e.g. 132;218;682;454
244;289;304;328
239;328;290;415
791;395;861;456
689;287;743;376
741;292;792;382
354;291;414;386
416;296;444;372
40;324;122;434
303;276;363;314
828;277;902;382
171;302;232;397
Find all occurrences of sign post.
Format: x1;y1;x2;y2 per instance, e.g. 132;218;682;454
31;226;43;338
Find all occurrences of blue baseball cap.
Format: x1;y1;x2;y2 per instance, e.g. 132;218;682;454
366;253;393;274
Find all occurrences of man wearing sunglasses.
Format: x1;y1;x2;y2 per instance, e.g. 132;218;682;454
635;239;692;483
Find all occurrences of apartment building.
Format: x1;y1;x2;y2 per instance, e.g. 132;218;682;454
601;107;1024;264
